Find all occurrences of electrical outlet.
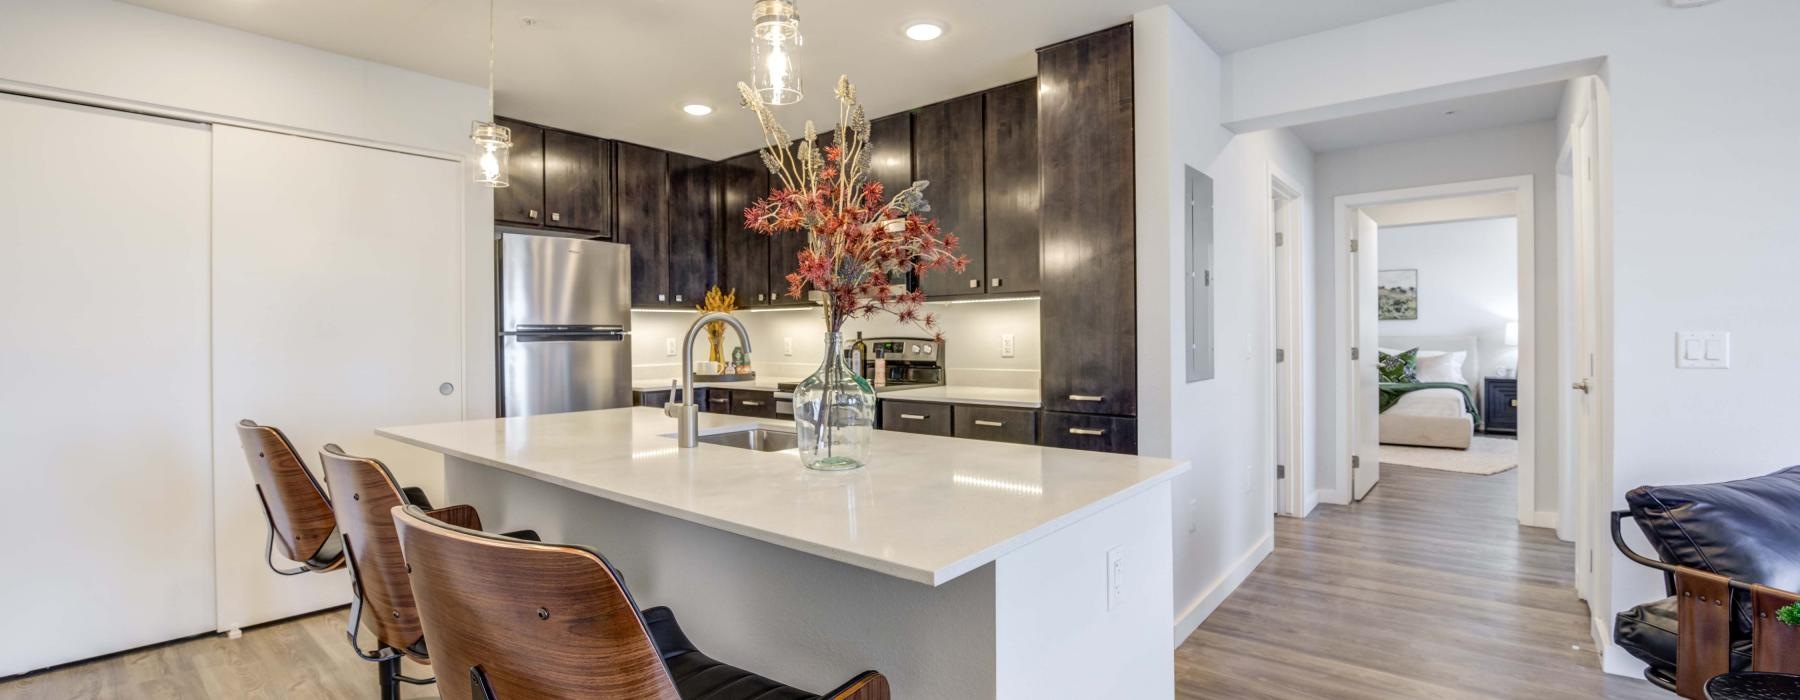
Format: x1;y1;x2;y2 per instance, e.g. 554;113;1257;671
783;337;793;356
665;338;676;357
1106;546;1126;611
1243;464;1255;495
1001;333;1016;358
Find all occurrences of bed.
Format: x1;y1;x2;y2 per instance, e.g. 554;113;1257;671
1378;335;1479;450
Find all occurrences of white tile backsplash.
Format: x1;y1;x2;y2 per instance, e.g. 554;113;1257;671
630;298;1041;388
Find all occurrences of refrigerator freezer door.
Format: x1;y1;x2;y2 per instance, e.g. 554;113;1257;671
502;334;631;416
500;233;632;331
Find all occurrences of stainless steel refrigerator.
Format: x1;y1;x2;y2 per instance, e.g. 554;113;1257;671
498;232;632;416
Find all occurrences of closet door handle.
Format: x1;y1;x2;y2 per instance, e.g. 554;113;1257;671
1069;427;1106;436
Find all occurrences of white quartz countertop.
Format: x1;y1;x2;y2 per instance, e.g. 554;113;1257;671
876;385;1042;409
631;378;795;392
377;408;1186;586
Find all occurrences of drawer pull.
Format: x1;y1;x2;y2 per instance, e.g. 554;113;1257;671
740;400;766;407
1068;427;1106;436
1068;394;1105;402
709;398;729;404
973;420;1005;428
900;413;927;421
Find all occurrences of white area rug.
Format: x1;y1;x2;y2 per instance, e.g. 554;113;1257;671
1380;435;1518;475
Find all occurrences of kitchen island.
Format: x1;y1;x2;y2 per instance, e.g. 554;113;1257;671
378;407;1187;699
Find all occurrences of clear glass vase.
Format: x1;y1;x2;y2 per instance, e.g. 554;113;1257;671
793;332;875;470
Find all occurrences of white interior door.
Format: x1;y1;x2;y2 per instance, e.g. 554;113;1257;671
210;126;465;631
1352;210;1382;500
0;95;214;675
1570;111;1602;603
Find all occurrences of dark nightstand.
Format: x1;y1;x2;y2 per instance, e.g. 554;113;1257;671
1483;377;1518;434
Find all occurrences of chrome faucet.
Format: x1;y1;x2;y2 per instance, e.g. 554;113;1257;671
667;312;752;447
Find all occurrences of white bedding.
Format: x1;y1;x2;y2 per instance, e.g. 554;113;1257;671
1387;386;1469;418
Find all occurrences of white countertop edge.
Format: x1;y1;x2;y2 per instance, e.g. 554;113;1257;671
376;424;1187;587
874;386;1043;409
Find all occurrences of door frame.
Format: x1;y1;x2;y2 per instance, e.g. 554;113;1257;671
1267;164;1308;517
1330;175;1537;524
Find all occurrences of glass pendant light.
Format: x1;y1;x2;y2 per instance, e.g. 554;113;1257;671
750;0;803;105
471;0;511;187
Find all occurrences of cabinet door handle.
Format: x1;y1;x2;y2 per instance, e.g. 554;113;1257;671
528;209;539;219
757;293;766;301
990;278;1002;288
657;293;667;302
550;212;562;222
1069;427;1106;436
968;279;980;289
973;419;1005;427
900;413;927;420
674;294;684;302
740;400;766;407
1068;394;1105;402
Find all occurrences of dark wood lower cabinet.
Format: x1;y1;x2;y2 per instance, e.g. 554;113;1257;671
879;400;953;436
1038;411;1137;455
952;405;1037;445
729;390;777;418
634;387;705;409
703;390;733;414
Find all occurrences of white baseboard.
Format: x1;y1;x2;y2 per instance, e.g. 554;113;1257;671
1301;490;1320;517
1521;510;1559;531
1316;488;1349;505
1172;533;1273;648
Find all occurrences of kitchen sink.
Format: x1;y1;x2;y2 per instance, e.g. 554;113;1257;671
694;427;800;452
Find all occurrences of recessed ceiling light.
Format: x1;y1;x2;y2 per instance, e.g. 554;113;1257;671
683;104;714;117
904;22;944;41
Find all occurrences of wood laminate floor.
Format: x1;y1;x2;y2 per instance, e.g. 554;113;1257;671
3;465;1665;699
1175;465;1664;699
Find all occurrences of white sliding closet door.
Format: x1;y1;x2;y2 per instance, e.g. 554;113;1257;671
0;94;214;675
211;126;465;631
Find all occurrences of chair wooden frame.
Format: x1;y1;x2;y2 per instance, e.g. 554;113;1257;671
320;443;496;700
1612;510;1800;698
392;505;891;700
235;419;343;575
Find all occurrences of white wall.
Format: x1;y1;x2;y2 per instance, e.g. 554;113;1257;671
631;299;1042;389
1223;0;1800;676
0;0;496;420
1377;217;1519;379
1311;121;1557;507
1133;6;1317;645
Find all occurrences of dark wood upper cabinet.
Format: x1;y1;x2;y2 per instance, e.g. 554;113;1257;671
666;154;717;306
983;79;1041;294
912;94;986;298
868;113;912;201
1038;25;1136;417
615;143;669;307
494;117;545;226
720;153;772;305
542;130;611;234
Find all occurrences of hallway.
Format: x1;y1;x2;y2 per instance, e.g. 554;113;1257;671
1175;465;1664;699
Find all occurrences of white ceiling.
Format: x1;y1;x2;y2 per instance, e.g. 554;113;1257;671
1290;81;1568;153
122;0;1455;159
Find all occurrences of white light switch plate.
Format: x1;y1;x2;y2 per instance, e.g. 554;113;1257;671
783;337;793;356
665;338;676;357
1001;333;1016;358
1676;331;1729;369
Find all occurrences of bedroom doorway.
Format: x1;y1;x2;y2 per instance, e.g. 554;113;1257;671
1335;176;1539;522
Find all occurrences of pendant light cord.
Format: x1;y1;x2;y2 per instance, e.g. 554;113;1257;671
486;0;496;117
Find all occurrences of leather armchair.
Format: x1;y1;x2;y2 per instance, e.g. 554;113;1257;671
1612;465;1800;697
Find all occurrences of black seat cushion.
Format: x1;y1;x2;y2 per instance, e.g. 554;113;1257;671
1625;465;1800;631
303;527;344;569
641;606;818;700
1614;596;1752;690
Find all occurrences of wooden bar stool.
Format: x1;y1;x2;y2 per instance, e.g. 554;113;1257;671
235;419;346;575
320;444;536;700
391;504;892;700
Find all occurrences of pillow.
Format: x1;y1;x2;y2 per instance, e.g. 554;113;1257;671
1415;351;1467;384
1626;465;1800;633
1378;348;1418;383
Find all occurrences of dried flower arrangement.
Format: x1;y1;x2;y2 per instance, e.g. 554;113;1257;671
736;75;965;338
695;286;740;365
